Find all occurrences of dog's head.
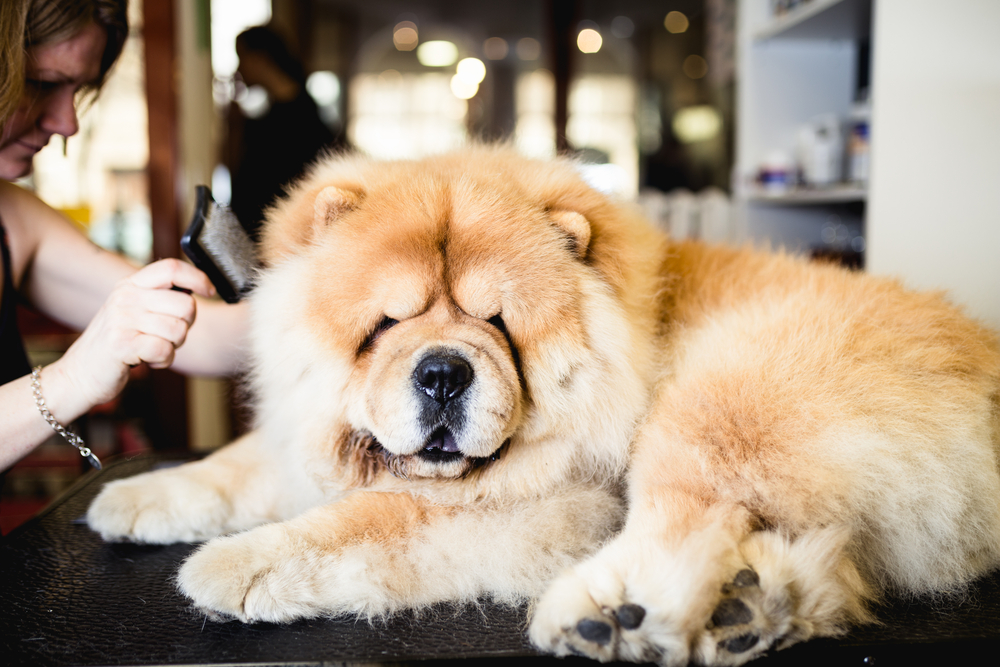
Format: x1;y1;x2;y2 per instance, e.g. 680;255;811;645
250;148;664;488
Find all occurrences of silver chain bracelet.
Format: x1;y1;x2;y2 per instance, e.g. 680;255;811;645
30;366;102;470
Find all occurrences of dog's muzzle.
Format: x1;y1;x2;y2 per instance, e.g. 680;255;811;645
413;350;473;463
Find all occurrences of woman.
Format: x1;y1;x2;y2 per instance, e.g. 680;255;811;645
228;25;335;239
1;0;246;470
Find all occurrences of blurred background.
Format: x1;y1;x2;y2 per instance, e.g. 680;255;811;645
6;0;999;530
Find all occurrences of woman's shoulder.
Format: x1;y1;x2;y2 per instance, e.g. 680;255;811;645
0;180;51;228
0;180;76;282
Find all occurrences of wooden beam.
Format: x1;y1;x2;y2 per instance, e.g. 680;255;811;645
144;0;179;261
142;0;188;450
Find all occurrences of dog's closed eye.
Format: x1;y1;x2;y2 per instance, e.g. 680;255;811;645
360;316;399;353
487;314;507;335
487;314;523;385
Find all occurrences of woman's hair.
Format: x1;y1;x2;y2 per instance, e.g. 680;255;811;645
0;0;129;125
237;25;307;86
0;0;30;124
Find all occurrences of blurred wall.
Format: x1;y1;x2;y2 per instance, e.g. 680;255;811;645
867;0;1000;329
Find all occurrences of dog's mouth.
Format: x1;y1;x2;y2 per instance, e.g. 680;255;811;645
358;429;510;482
416;427;464;463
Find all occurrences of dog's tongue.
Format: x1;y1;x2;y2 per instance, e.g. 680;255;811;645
427;428;459;452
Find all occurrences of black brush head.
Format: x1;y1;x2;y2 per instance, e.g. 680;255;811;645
182;186;257;303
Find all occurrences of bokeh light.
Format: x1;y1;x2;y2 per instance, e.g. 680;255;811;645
672;105;721;143
483;37;509;60
451;75;479;99
451;57;485;100
417;40;459;67
611;16;635;39
393;21;418;51
516;37;541;60
577;28;603;54
457;58;486;84
664;11;690;34
683;54;709;79
305;71;340;106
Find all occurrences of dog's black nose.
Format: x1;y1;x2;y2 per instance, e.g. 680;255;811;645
414;353;473;404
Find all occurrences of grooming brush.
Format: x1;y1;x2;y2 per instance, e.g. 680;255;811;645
181;185;259;303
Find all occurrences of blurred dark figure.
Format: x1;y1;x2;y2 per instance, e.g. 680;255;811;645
228;26;335;239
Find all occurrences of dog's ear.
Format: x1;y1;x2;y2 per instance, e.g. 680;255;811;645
314;186;361;226
260;184;362;264
548;209;592;259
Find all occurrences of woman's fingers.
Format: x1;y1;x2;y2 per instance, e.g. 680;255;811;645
132;311;192;349
108;285;199;326
130;333;178;369
129;258;216;298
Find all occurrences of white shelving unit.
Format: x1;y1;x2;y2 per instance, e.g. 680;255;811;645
747;184;867;205
734;0;871;259
735;0;1000;329
752;0;871;41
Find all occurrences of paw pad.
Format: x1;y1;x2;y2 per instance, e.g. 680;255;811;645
711;597;753;627
722;567;760;594
614;603;646;630
576;618;613;645
732;568;760;588
710;568;767;656
720;633;759;654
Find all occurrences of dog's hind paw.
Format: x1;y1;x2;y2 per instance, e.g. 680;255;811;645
529;528;858;667
529;529;869;666
698;567;788;664
528;551;676;665
531;566;786;666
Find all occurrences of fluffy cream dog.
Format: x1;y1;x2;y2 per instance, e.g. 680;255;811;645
87;148;1000;666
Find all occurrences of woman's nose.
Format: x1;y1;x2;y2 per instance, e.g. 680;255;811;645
38;88;79;138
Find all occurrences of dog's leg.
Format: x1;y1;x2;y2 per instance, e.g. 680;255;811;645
530;365;879;666
176;485;623;623
529;486;871;666
87;431;319;543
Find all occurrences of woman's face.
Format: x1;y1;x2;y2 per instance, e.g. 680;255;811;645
0;21;107;180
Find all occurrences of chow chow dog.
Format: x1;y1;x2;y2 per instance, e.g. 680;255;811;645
87;147;1000;666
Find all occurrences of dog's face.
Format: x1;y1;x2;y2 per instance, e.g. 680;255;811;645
252;151;661;487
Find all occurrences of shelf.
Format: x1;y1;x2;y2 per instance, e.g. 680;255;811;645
754;0;871;42
746;184;867;205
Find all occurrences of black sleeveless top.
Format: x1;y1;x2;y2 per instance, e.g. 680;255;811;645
1;220;31;385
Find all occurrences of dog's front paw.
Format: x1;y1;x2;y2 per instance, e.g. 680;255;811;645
87;471;233;544
177;523;335;623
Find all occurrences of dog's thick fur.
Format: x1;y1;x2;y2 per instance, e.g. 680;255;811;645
88;148;1000;666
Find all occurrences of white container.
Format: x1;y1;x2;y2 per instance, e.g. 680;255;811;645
796;114;843;187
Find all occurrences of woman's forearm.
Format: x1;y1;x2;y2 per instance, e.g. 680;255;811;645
170;298;250;377
0;361;94;470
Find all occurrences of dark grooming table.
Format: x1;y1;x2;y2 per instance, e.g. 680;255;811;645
2;454;999;667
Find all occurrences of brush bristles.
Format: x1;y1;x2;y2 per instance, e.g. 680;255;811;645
201;203;258;294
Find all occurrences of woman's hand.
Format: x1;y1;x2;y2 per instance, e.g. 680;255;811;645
49;258;216;411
